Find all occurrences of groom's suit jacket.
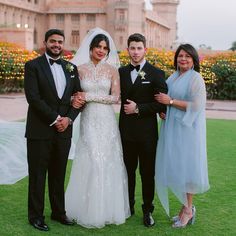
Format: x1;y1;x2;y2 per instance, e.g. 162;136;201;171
24;54;81;139
119;61;168;142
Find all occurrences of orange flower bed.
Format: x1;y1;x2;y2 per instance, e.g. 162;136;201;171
1;42;235;96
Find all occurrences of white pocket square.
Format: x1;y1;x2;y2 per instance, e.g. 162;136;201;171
142;81;150;84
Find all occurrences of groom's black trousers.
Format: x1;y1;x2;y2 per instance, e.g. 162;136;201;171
122;139;157;213
27;137;71;222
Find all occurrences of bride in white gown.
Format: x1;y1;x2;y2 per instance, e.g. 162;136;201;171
65;28;130;228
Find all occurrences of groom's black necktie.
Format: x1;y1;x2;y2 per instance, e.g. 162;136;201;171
49;58;62;65
130;64;140;71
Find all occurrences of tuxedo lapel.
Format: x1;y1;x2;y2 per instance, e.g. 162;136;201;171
39;55;58;98
61;60;72;99
123;66;133;92
139;61;150;76
128;61;150;96
132;73;142;87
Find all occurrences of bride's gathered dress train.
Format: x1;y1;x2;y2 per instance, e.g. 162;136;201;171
65;61;130;228
0;120;27;184
0;118;80;185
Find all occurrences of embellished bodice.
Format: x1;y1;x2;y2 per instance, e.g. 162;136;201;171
78;61;120;104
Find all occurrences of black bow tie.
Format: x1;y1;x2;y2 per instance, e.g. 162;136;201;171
49;58;61;65
130;64;140;71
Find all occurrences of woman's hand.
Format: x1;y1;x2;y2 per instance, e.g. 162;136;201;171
159;112;166;120
154;92;171;105
72;92;86;109
74;91;86;100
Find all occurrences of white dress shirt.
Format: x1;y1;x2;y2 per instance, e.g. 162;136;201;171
45;53;66;126
130;59;146;83
45;53;66;99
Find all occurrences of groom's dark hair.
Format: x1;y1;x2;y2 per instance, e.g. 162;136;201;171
127;33;146;47
44;29;65;42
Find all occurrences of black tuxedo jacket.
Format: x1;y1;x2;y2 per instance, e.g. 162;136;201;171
24;54;81;139
119;61;168;142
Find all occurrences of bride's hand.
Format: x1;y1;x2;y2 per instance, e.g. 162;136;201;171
74;92;86;101
72;92;86;109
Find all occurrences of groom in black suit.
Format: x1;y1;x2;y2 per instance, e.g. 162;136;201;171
24;29;84;231
119;33;168;227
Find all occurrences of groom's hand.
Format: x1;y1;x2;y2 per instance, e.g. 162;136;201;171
124;99;136;114
55;117;69;132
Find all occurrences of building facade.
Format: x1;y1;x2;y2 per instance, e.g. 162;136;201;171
0;0;179;51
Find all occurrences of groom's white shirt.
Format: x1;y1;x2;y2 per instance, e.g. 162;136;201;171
45;53;66;99
130;59;146;83
45;53;66;126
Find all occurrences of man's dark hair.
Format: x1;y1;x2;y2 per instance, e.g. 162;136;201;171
174;44;200;72
127;33;146;47
44;29;65;42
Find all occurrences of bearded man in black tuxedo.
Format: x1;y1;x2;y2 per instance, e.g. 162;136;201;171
119;33;168;227
24;29;85;231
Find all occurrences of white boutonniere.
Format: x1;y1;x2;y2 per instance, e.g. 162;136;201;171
138;70;146;80
66;63;74;73
71;75;75;78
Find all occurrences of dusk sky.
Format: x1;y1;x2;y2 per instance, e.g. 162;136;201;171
145;0;236;50
177;0;236;50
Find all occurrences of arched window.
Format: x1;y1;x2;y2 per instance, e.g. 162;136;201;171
4;12;7;25
71;30;80;46
34;29;37;44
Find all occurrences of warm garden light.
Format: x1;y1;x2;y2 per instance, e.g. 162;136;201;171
24;24;28;28
16;24;21;28
0;42;235;98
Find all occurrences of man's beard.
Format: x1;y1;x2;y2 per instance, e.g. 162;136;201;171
131;54;145;64
46;47;62;58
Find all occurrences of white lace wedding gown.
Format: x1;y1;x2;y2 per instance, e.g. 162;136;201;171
65;61;130;228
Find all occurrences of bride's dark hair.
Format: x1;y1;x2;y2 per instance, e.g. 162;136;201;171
89;34;110;56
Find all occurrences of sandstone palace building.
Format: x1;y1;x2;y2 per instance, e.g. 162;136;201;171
0;0;179;51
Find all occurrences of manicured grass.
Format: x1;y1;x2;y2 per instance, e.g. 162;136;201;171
0;119;236;236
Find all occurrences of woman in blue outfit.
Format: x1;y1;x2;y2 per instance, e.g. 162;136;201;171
155;44;210;228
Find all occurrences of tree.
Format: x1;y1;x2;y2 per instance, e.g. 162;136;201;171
199;44;212;50
229;41;236;51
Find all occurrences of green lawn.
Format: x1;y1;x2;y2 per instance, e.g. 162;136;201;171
0;119;236;236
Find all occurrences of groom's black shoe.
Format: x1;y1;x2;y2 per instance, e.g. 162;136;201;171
143;212;155;227
30;219;49;231
51;215;74;225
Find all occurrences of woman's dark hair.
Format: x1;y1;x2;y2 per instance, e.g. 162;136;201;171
174;44;200;72
89;34;110;56
45;29;65;42
127;33;146;47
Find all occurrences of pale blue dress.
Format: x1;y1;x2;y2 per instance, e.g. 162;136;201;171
155;69;210;216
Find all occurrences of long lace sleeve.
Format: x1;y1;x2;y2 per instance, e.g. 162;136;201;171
85;65;120;104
